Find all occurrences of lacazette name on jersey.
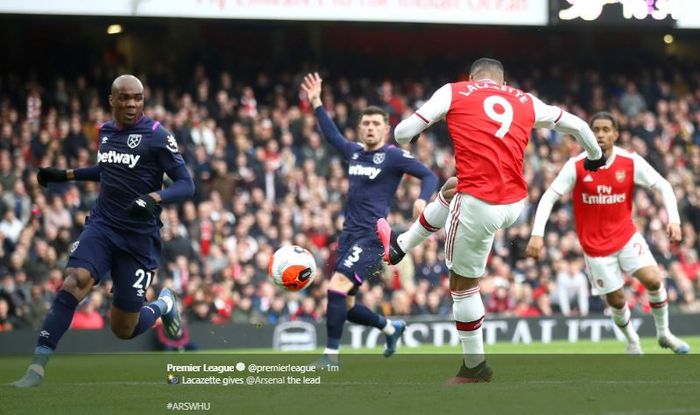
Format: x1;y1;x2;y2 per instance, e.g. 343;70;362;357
456;81;529;103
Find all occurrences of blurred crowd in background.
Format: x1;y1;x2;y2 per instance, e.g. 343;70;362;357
1;59;700;333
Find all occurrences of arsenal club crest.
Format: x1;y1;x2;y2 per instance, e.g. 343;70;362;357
373;152;385;165
615;170;625;183
127;134;142;149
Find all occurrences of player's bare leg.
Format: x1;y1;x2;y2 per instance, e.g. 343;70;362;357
447;271;493;384
605;289;642;354
377;177;456;264
634;266;690;354
11;267;94;388
110;307;141;339
110;285;180;341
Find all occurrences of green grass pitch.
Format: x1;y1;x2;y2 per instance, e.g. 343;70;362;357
2;336;699;415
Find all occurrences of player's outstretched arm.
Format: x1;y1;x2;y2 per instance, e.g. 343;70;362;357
394;84;451;144
393;149;439;216
301;72;359;158
37;165;101;187
525;188;561;259
632;153;682;242
156;164;195;204
127;163;195;218
301;72;323;110
530;95;604;171
71;165;102;181
553;112;606;171
127;132;195;219
526;159;575;259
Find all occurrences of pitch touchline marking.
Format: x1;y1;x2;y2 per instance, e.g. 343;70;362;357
525;381;700;385
52;380;700;387
602;409;700;415
62;381;163;386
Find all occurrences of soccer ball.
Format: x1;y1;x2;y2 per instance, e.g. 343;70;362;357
268;245;317;291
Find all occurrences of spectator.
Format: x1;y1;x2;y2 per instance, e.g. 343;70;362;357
0;210;23;244
0;60;698;327
619;82;647;118
22;285;50;329
293;297;319;322
70;292;105;330
554;260;589;317
3;181;32;225
0;297;20;331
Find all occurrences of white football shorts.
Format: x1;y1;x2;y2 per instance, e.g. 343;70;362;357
583;232;657;295
445;192;525;278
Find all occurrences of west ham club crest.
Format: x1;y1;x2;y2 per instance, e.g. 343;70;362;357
127;134;142;149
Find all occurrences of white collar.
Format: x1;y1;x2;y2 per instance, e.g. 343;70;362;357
600;147;617;170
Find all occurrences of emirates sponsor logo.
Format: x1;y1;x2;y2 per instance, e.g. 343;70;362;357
582;193;626;204
582;185;626;204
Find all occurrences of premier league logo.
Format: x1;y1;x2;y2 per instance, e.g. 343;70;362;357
127;134;142;149
373;152;385;165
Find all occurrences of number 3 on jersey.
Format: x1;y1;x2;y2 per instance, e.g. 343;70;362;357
343;246;363;268
483;95;513;139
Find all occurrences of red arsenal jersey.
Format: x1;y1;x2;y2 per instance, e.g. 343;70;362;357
445;80;536;204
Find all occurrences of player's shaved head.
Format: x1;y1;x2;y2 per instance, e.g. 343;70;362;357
109;74;145;128
469;58;504;84
111;74;143;94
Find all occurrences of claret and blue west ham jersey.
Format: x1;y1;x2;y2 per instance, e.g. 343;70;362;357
315;107;437;235
92;115;186;234
314;107;437;283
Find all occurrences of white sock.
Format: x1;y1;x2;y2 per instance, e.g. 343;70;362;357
452;286;485;368
28;364;45;377
611;303;639;344
382;319;396;335
396;193;450;253
160;296;174;314
648;285;670;338
323;348;339;362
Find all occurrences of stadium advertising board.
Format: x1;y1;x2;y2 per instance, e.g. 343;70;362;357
676;0;700;28
551;0;679;26
0;0;548;26
1;314;698;353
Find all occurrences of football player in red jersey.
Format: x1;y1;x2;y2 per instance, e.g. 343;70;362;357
526;112;688;355
377;58;604;383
